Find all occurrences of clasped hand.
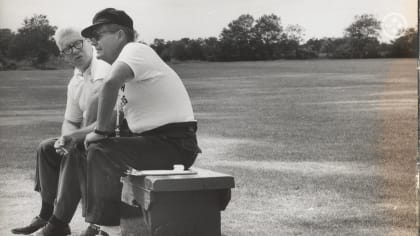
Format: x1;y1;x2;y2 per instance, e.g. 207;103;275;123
84;132;107;150
54;136;74;156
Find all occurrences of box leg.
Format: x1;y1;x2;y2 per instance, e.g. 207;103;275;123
120;203;151;236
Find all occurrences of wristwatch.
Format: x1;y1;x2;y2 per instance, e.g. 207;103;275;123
94;128;113;137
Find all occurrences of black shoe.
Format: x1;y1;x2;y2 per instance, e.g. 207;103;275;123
33;222;71;236
80;224;109;236
11;216;48;235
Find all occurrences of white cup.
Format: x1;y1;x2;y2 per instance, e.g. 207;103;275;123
173;164;184;171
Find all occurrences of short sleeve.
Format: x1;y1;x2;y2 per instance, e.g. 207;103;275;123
115;43;154;81
64;75;83;123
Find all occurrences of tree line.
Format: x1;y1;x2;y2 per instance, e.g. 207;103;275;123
150;14;417;61
0;13;417;70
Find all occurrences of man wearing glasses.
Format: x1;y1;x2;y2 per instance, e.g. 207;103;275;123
79;7;201;233
11;27;111;236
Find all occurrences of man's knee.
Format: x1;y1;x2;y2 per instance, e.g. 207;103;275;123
38;138;56;151
37;138;56;153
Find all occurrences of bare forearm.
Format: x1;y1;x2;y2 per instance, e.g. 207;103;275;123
83;96;99;127
69;111;117;140
66;122;96;142
97;80;120;131
61;120;80;135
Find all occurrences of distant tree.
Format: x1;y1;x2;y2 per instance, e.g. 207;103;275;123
280;24;305;58
363;38;381;58
389;27;417;58
169;38;190;61
319;38;335;58
219;14;255;60
345;14;381;39
8;14;58;67
150;38;167;56
159;45;172;62
187;38;204;60
305;38;323;54
377;42;392;57
299;38;323;59
151;38;208;61
252;14;283;59
0;28;14;56
330;38;353;58
285;24;305;43
344;14;381;58
202;37;220;61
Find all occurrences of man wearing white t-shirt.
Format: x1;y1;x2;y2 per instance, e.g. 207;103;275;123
11;27;111;236
81;8;201;228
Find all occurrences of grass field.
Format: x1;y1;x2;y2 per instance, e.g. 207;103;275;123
0;59;417;235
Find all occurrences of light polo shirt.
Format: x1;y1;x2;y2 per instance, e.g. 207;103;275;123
115;43;195;133
64;53;111;124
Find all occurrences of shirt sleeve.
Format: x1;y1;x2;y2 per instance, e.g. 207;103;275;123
64;75;83;123
115;43;155;81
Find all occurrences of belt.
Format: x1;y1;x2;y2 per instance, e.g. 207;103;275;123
133;121;198;137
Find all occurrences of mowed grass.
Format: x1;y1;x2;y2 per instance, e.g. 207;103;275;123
0;59;417;236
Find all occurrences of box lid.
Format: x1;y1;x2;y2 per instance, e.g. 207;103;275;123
123;167;235;192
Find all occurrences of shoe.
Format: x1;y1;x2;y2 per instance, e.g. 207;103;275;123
33;222;71;236
11;216;47;235
80;224;109;236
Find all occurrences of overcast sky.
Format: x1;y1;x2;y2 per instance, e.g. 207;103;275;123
0;0;416;43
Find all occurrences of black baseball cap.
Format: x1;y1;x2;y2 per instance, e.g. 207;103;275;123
81;8;133;38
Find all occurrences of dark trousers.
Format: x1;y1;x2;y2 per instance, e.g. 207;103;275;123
85;122;200;226
34;138;86;223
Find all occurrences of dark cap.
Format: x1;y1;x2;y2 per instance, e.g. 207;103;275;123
81;8;133;38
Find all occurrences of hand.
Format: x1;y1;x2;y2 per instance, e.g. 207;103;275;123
54;136;70;156
84;132;107;150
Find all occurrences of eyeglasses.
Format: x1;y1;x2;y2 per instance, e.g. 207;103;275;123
88;29;119;43
61;40;84;55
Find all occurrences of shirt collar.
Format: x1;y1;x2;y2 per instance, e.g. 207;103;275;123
75;60;93;80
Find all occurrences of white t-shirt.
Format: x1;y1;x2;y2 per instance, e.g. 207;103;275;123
64;54;111;124
115;43;195;133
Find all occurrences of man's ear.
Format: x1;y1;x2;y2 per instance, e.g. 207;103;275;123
117;29;125;41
